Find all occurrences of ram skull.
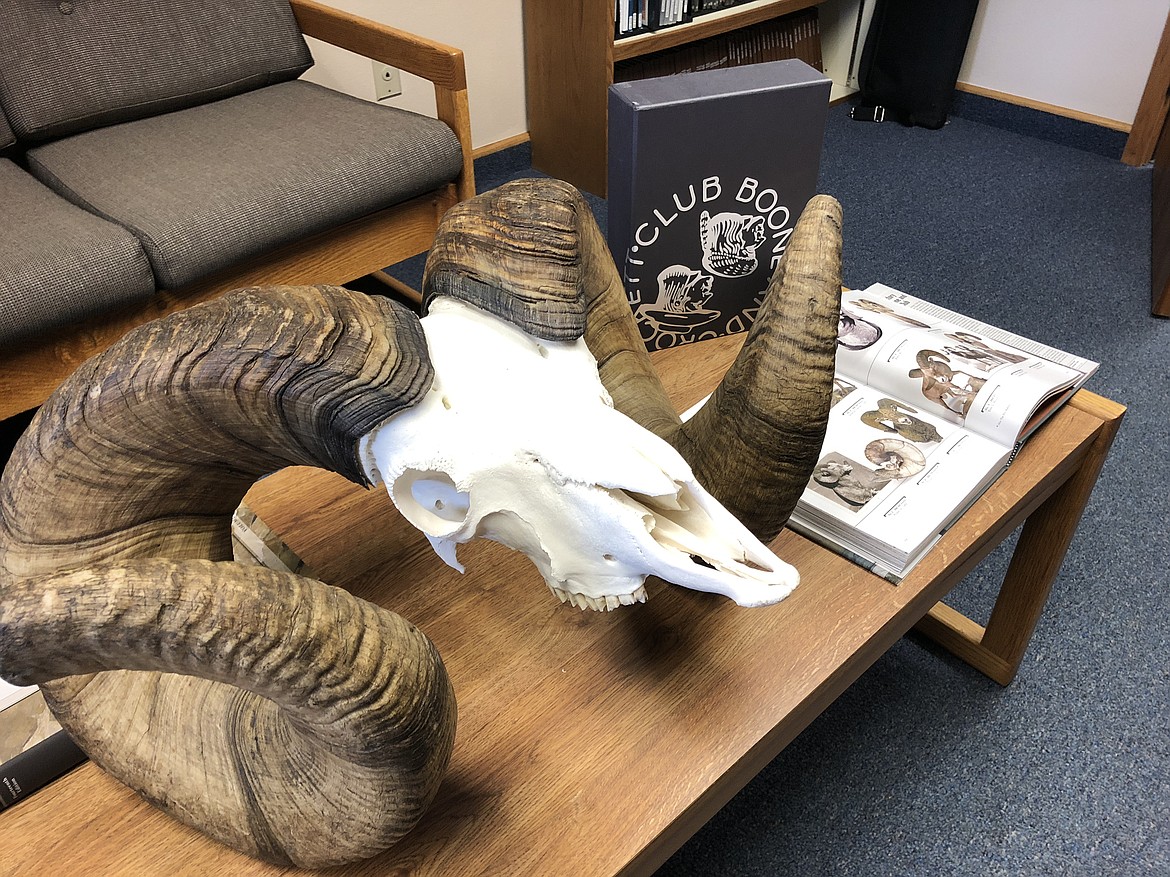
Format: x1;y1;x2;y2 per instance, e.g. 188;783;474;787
363;296;796;611
0;178;841;868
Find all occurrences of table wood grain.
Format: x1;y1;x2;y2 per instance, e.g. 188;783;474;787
0;333;1120;876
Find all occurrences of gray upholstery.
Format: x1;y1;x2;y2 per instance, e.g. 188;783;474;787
28;81;465;288
0;0;312;142
0;160;155;347
0;109;13;150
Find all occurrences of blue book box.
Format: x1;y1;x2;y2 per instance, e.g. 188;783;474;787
608;60;831;350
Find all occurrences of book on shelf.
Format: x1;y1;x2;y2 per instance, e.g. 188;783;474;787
615;0;693;38
615;0;652;38
691;0;752;14
614;8;822;83
781;282;1099;581
614;0;813;41
1;679;87;810
650;0;692;30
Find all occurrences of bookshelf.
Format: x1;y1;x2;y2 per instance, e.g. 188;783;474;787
523;0;827;196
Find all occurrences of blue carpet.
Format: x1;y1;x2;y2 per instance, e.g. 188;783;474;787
949;91;1130;161
652;103;1170;877
433;98;1168;876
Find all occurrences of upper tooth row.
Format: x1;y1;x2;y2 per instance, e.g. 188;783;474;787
549;585;648;611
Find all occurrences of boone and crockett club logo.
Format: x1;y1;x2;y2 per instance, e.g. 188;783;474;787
623;174;797;350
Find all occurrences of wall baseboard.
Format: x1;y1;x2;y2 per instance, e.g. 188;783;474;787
955;82;1131;133
817;80;1131;133
488;81;1131;162
474;132;530;159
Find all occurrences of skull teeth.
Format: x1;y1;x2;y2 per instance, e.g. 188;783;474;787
549;585;648;611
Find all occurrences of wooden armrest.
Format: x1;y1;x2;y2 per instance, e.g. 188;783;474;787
289;0;467;91
289;0;475;200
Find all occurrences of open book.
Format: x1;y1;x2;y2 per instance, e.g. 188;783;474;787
786;282;1098;581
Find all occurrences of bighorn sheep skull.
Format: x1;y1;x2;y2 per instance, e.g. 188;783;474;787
363;296;796;611
0;178;842;868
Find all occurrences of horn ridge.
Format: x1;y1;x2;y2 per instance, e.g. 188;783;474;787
574;187;684;440
421;178;685;438
672;194;843;541
0;560;454;763
422;179;588;341
0;285;453;867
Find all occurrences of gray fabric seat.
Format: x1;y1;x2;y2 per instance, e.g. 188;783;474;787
0;0;313;144
0;107;13;150
26;81;465;289
0;159;155;347
0;0;475;423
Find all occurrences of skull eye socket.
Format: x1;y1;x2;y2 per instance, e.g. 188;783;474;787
392;469;470;536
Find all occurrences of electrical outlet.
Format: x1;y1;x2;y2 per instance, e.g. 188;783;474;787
372;62;402;100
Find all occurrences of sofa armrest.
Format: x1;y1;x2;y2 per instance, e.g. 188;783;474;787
290;0;475;199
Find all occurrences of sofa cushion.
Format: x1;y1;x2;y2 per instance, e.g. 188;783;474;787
0;108;13;150
0;0;312;142
0;160;155;348
27;81;466;289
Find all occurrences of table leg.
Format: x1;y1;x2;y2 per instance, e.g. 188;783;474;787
914;393;1125;685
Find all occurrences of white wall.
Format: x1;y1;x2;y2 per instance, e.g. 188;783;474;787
300;0;526;151
958;0;1167;126
303;0;1167;149
821;0;1167;127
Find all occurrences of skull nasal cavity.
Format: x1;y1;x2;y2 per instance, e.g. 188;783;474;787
392;469;470;536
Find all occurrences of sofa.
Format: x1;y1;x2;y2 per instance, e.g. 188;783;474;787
0;0;475;423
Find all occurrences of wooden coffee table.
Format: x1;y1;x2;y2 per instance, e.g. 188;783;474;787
0;333;1123;876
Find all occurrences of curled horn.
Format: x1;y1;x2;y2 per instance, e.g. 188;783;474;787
668;194;843;539
423;178;842;541
422;178;682;438
0;286;455;867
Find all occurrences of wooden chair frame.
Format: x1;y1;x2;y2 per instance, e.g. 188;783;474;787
0;0;476;422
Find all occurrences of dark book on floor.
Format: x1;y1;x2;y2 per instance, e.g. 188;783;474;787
607;60;830;351
0;682;87;810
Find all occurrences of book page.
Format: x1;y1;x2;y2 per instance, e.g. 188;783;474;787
0;687;61;764
796;384;1010;566
0;681;35;713
870;283;1099;373
834;284;1095;446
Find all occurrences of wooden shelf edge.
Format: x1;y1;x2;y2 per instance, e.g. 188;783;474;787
613;0;824;62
